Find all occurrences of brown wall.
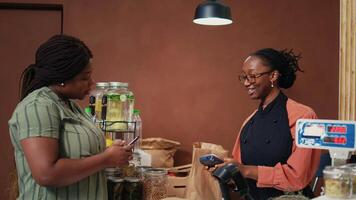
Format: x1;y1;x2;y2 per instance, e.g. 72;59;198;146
0;4;62;199
0;0;339;199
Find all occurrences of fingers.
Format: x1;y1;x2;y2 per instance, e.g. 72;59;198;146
107;145;132;157
203;165;218;173
215;163;225;169
112;139;126;146
208;166;217;173
209;158;237;171
104;143;135;167
204;166;212;171
223;157;235;163
123;145;134;152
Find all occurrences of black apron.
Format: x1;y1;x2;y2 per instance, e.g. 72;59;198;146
240;92;294;200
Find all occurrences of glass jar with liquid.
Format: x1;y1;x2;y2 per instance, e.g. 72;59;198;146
89;82;109;120
105;82;129;131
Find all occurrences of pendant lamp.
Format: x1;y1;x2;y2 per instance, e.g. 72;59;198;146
193;0;233;26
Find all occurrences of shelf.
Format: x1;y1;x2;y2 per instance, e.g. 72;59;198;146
97;120;137;134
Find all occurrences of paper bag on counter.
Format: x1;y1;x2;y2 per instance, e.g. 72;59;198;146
184;142;228;200
141;137;181;168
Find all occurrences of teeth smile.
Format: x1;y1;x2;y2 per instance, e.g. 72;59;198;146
248;88;255;95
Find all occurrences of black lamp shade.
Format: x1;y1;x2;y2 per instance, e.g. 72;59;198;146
193;0;233;26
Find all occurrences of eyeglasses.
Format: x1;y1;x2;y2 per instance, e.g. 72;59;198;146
238;70;273;84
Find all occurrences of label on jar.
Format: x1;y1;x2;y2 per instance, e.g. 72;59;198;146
120;94;127;102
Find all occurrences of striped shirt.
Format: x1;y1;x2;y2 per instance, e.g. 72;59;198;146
8;87;107;200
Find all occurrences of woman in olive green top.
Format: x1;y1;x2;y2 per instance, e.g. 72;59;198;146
8;35;132;200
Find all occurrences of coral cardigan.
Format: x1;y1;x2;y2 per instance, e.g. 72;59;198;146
232;98;321;192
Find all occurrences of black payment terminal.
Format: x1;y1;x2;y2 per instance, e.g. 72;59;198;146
199;154;224;167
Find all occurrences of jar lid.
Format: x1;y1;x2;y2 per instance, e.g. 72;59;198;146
96;82;109;87
105;167;119;172
136;166;152;170
144;168;167;176
340;164;356;174
124;177;141;182
107;176;125;182
343;163;356;168
323;166;349;178
109;82;123;88
121;82;129;88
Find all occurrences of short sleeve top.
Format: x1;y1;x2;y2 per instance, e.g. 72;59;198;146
8;87;107;200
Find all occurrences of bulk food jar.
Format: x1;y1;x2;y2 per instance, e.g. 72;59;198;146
107;177;125;200
341;164;356;198
323;166;352;198
143;168;168;200
123;177;144;200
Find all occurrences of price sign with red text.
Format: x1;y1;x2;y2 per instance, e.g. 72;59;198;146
296;119;356;150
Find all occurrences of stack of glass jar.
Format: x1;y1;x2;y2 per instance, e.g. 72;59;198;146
323;164;356;199
89;81;135;135
107;176;144;200
88;81;145;152
89;82;134;123
105;82;135;131
106;166;168;200
88;82;109;120
89;82;156;200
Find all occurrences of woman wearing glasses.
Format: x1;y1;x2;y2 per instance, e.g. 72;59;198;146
226;48;321;199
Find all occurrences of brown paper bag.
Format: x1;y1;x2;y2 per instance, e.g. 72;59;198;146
184;142;228;200
141;138;181;168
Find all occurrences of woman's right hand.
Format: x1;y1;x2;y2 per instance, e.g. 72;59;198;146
218;158;237;167
205;157;237;172
103;140;133;167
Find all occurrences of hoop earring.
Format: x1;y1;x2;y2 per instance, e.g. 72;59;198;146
60;83;65;87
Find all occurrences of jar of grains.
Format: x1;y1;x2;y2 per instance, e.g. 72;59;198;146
323;166;352;199
143;168;168;200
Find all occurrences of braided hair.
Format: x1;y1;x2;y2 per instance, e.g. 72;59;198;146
20;34;93;100
252;48;302;89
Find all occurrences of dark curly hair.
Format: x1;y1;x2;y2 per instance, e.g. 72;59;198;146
20;34;93;100
251;48;302;89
